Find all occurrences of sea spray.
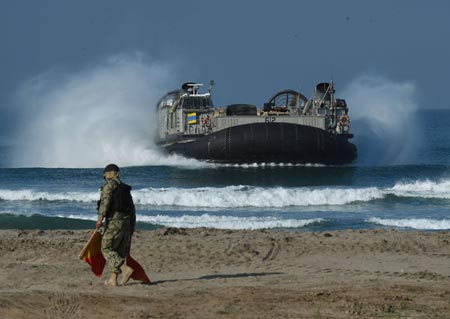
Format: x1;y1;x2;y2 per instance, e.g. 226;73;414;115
12;53;204;168
343;75;420;165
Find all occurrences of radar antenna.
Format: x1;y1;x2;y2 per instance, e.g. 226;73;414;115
182;82;203;95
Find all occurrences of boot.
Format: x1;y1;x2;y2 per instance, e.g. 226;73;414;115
120;264;134;286
104;272;118;287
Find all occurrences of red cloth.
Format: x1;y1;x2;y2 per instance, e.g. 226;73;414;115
79;231;106;277
126;254;151;284
80;231;151;284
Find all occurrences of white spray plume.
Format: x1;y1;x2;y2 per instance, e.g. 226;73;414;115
12;53;206;168
343;75;420;165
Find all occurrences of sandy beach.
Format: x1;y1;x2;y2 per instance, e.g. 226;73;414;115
1;228;450;318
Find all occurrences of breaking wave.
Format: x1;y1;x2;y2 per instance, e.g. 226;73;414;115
368;218;450;230
2;178;450;208
0;189;99;202
391;179;450;199
133;186;382;207
63;213;324;230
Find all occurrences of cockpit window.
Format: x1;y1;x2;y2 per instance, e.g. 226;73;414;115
181;97;213;109
158;91;179;109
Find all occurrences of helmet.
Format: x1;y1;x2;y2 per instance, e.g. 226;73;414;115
103;164;120;173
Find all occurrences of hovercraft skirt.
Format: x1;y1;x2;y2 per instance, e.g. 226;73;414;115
163;122;357;164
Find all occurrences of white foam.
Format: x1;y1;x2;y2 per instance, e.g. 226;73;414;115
63;214;98;221
59;213;324;229
391;179;450;199
0;210;21;215
218;162;326;168
132;185;383;208
2;177;450;207
0;189;98;202
368;217;450;230
138;214;323;230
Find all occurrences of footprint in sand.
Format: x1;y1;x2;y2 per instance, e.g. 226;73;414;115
45;293;80;319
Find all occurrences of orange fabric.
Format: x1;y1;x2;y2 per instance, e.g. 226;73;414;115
80;231;150;284
79;231;106;277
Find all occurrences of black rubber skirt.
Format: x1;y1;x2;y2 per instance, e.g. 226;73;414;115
163;122;357;165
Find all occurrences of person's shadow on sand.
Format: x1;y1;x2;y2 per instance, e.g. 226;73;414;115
148;272;283;286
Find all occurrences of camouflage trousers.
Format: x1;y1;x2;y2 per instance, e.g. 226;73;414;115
101;218;131;274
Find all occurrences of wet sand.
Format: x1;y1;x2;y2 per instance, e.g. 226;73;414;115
1;228;450;318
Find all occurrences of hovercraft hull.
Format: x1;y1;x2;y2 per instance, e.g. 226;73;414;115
161;122;357;165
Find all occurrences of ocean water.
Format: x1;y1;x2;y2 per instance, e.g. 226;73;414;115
1;109;449;231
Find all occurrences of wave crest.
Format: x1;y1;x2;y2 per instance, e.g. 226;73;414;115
368;217;450;230
2;177;450;208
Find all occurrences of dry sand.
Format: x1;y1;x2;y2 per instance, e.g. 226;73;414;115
1;228;450;318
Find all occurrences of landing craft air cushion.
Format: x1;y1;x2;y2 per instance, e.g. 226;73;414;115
155;81;357;164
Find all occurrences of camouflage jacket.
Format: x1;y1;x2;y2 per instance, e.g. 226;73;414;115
98;177;136;226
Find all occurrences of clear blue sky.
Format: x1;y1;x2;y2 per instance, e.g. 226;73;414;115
1;0;449;143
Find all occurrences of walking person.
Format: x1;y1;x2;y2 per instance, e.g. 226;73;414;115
97;164;135;286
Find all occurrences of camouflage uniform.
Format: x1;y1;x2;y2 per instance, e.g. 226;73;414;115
98;177;136;274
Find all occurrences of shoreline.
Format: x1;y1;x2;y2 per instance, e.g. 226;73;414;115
2;212;449;233
1;228;450;318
